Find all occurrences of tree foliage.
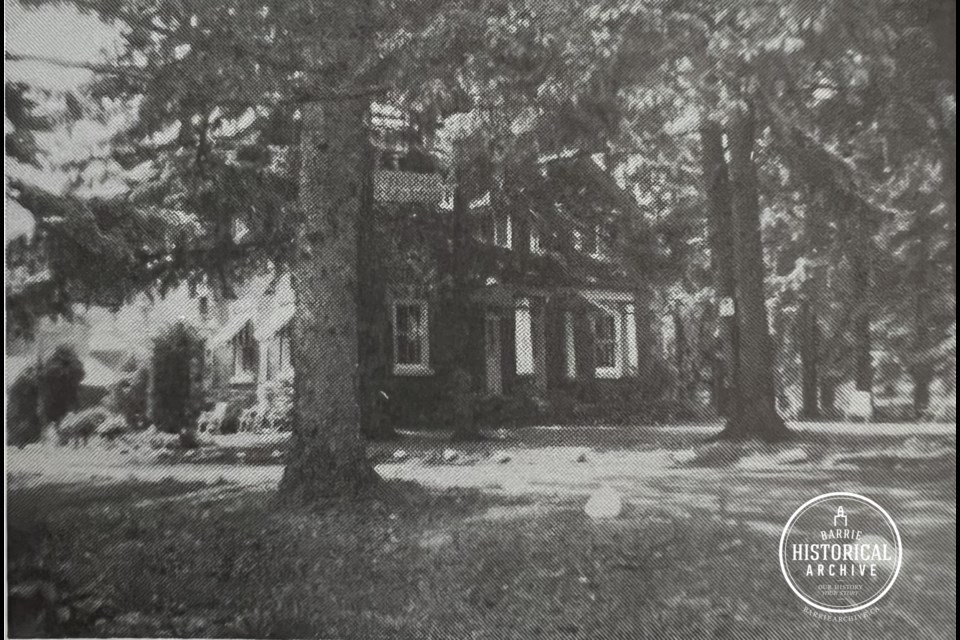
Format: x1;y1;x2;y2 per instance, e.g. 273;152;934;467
5;0;956;455
150;321;204;433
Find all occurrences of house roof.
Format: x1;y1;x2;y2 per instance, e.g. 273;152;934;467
4;197;35;246
210;309;255;346
80;356;133;389
254;303;294;341
4;353;131;390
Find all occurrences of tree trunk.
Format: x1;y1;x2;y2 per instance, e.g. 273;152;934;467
700;118;737;417
279;98;378;503
932;0;956;296
449;176;479;440
721;106;789;441
798;187;826;419
358;147;396;441
850;207;873;394
671;306;691;404
911;208;933;419
798;298;821;419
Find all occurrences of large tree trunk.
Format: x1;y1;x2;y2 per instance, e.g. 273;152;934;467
798;298;821;419
358;148;396;441
798;188;827;419
721;106;789;441
700;119;738;417
449;176;479;440
671;305;691;404
850;206;873;394
932;0;956;296
911;208;933;419
279;98;378;503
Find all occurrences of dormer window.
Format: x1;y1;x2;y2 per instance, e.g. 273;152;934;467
493;211;512;248
529;223;544;254
478;208;512;249
574;223;613;260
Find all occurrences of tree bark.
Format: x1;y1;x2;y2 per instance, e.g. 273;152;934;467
279;98;378;503
911;208;933;419
799;188;826;419
721;105;789;441
671;305;691;404
700;119;737;417
798;298;821;419
850;206;873;394
358;147;396;441
449;176;480;440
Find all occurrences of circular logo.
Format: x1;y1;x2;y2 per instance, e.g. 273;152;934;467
779;492;902;613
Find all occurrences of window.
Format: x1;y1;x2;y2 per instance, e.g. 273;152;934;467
231;321;257;383
392;300;431;375
593;311;620;377
529;224;544;254
277;325;293;378
575;224;613;259
577;225;598;256
493;211;512;248
264;325;293;382
588;301;639;379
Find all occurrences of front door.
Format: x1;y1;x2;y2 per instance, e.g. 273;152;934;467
484;313;502;395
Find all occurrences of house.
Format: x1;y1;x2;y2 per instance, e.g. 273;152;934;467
197;120;658;429
204;272;295;411
4;311;137;410
369;149;652;428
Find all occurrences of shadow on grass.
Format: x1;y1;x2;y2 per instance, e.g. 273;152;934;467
7;470;955;639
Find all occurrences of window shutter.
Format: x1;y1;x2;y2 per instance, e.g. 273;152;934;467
515;298;534;375
563;311;577;379
624;304;639;374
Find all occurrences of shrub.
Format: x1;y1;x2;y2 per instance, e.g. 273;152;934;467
262;381;294;431
57;407;110;446
150;322;205;434
219;401;247;434
107;367;149;429
39;346;85;424
96;414;128;440
7;366;41;446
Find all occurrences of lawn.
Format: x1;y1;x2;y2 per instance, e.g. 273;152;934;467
7;424;957;639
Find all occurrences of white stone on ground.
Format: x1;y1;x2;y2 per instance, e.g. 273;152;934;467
392;449;409;461
442;448;459;462
584;484;623;519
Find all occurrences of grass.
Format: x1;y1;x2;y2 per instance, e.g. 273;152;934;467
8;461;955;639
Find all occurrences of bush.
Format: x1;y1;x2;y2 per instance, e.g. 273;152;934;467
57;407;110;446
261;381;294;431
107;367;149;429
7;366;41;446
151;322;204;434
96;414;128;440
219;401;247;434
40;346;85;424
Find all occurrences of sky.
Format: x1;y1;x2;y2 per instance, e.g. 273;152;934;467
5;0;132;239
5;0;122;92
